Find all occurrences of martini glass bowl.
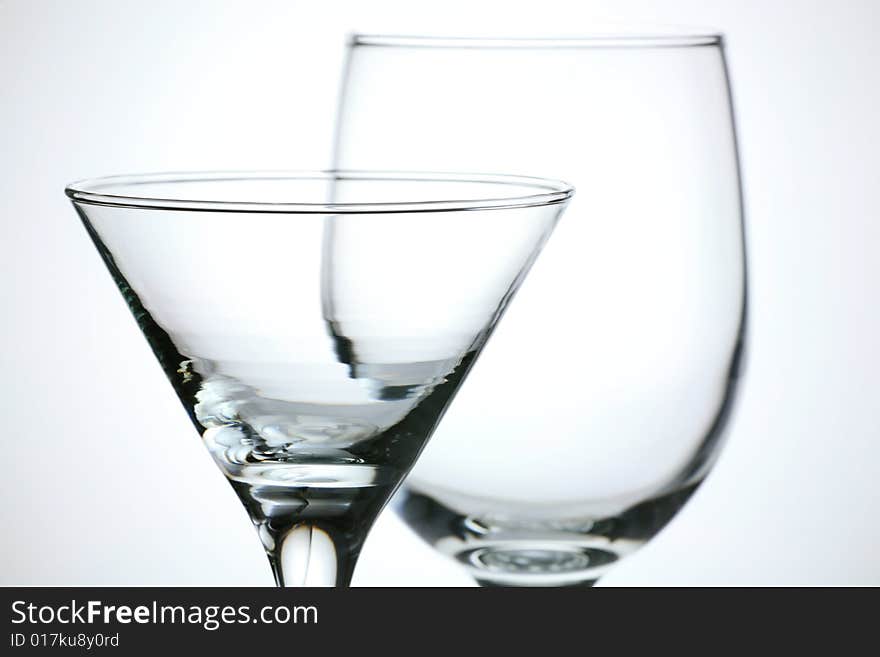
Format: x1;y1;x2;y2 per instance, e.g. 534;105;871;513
66;170;573;586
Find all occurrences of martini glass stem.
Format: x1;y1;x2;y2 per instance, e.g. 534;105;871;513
235;480;389;588
263;522;360;587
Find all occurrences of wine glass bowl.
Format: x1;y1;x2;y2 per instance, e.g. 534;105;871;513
66;170;573;586
335;33;748;586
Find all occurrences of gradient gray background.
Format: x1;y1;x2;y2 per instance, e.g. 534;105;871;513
1;0;877;585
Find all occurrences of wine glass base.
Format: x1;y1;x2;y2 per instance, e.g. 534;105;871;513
397;482;700;587
475;577;598;588
447;537;635;586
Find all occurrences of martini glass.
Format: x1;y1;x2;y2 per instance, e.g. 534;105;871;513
335;32;748;586
66;171;572;586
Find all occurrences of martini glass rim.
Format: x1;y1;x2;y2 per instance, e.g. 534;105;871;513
65;170;574;214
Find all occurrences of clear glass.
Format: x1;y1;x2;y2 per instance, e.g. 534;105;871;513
335;33;748;586
66;171;572;586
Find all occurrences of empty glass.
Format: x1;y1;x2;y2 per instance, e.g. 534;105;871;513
66;171;572;586
335;32;748;586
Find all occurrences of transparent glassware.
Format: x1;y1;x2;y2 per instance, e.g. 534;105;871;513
335;32;748;586
66;171;573;586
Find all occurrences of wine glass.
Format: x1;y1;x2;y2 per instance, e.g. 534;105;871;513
66;170;573;586
334;32;748;586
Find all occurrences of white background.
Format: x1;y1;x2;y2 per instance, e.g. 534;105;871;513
1;0;877;586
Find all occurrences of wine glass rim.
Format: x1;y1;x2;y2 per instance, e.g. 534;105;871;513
351;31;723;49
65;170;574;214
